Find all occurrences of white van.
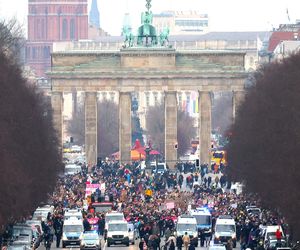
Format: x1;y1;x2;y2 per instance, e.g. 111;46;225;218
105;212;125;230
176;215;198;245
214;216;237;248
62;218;84;248
65;164;81;175
106;220;130;247
64;208;83;221
190;207;212;235
263;225;285;248
32;205;54;221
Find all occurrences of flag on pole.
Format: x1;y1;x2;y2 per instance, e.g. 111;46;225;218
195;98;199;113
182;100;186;111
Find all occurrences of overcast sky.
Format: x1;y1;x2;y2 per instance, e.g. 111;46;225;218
0;0;300;36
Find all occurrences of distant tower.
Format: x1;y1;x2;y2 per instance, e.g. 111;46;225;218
89;0;100;28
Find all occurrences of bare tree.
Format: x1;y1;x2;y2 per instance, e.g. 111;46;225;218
145;104;165;154
212;92;233;135
0;18;25;65
226;52;300;241
67;106;85;145
67;100;119;158
177;110;197;156
146;103;196;157
97;100;119;158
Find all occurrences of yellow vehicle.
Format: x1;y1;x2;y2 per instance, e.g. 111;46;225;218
63;147;72;153
211;150;227;165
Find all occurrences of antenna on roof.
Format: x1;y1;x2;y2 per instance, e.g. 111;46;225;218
286;8;291;23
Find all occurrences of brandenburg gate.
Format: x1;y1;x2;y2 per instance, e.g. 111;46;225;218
48;1;247;168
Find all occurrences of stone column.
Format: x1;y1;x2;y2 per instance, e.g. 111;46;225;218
72;91;78;118
85;92;98;167
198;91;212;165
119;92;132;164
51;91;63;148
165;91;177;169
232;91;246;121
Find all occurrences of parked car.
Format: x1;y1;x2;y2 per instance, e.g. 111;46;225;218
263;225;285;249
265;236;287;250
11;224;33;249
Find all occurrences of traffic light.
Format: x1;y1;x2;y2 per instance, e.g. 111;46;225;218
195;159;200;167
174;142;178;149
70;137;74;143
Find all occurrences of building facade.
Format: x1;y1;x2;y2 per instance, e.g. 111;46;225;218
153;11;209;35
26;0;88;77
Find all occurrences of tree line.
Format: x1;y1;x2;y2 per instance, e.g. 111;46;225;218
227;52;300;241
0;19;62;230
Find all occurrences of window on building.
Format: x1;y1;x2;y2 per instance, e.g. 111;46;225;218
32;47;36;59
41;19;45;39
62;19;68;39
31;6;36;14
77;6;83;14
43;46;50;59
36;19;40;39
26;47;31;60
175;19;208;27
70;19;75;40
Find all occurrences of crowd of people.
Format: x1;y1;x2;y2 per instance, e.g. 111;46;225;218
0;159;292;250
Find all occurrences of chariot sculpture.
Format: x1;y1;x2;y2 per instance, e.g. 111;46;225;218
122;0;170;48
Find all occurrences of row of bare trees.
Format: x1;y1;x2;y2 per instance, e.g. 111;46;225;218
227;53;300;241
0;20;62;230
68;101;196;158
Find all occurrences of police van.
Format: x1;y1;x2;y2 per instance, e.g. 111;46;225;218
64;208;83;221
176;215;198;246
62;217;84;248
214;215;237;248
190;207;212;236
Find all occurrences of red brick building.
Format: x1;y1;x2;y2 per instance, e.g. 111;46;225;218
26;0;88;77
